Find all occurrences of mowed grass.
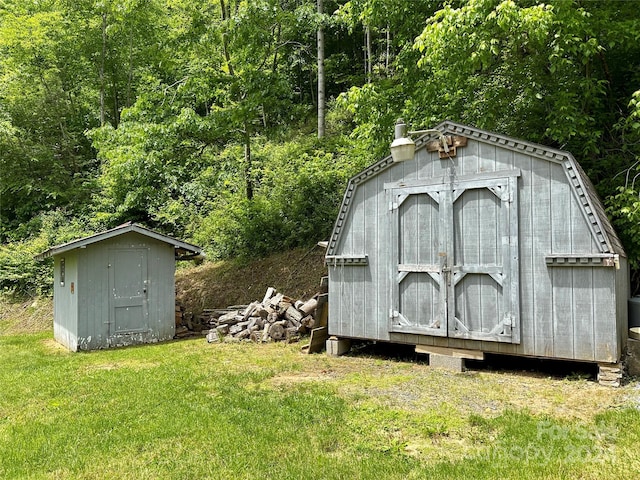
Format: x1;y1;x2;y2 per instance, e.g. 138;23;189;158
1;329;640;479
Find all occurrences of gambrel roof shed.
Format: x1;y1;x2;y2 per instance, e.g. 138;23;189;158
326;121;628;364
37;223;202;351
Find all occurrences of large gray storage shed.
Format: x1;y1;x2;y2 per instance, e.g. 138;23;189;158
326;121;629;366
37;223;202;351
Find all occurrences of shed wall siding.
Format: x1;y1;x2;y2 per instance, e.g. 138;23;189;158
75;232;175;350
330;138;623;362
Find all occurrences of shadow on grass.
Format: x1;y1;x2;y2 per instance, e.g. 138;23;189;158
344;340;598;381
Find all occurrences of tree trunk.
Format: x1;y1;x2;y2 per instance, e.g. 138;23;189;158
244;126;253;200
317;0;325;138
385;25;390;75
127;24;134;108
112;71;120;127
220;0;235;76
365;24;372;84
100;12;107;126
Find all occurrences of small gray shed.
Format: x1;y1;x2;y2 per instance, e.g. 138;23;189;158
326;121;629;367
37;223;202;351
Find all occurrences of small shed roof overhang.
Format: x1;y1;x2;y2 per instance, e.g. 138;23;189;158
35;222;203;261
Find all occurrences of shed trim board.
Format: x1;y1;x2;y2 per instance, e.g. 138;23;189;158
36;222;202;260
326;121;628;364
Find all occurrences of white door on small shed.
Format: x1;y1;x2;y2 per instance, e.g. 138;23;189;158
388;169;521;344
108;248;149;334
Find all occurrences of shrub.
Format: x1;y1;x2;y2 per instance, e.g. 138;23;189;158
0;211;91;298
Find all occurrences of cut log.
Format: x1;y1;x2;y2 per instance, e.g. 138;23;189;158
236;329;251;339
299;298;318;315
254;305;269;319
268;293;284;309
228;324;244;335
284;306;304;324
206;330;221;343
247;317;257;331
216;324;230;335
286;327;301;343
262;287;277;304
301;315;316;329
269;323;286;341
267;312;279;324
250;330;262;343
218;311;241;325
241;302;259;321
262;324;271;342
279;300;292;312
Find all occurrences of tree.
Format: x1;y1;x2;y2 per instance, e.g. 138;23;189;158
0;0;167;240
317;0;325;138
0;1;98;239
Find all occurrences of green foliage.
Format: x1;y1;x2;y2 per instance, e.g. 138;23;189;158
195;136;360;259
0;0;167;239
4;0;640;291
0;238;50;299
412;1;609;156
0;211;92;298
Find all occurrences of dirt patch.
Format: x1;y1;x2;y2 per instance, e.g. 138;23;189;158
0;297;53;335
264;349;633;421
176;246;327;316
41;338;69;353
267;372;336;388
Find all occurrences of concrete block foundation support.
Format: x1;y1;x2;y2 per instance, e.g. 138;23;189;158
326;336;351;357
428;353;466;372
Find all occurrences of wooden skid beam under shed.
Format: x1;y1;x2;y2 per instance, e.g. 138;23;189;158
415;345;485;360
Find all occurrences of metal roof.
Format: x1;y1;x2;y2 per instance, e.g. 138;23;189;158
326;120;625;258
35;222;203;260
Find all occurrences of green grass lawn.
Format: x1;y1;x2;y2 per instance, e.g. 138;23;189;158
1;329;640;479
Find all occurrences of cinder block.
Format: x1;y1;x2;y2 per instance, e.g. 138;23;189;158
326;336;351;357
429;353;465;372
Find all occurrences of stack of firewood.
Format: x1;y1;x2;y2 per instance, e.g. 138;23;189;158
203;287;320;344
175;301;205;338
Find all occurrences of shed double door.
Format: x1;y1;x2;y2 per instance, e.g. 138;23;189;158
108;248;149;335
388;170;520;343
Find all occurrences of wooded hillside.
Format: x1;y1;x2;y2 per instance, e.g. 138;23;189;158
2;0;640;296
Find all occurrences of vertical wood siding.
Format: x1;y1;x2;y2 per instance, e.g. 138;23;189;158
329;138;624;362
71;232;176;350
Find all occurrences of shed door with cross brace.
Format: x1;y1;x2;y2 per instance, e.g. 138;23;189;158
387;170;521;344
